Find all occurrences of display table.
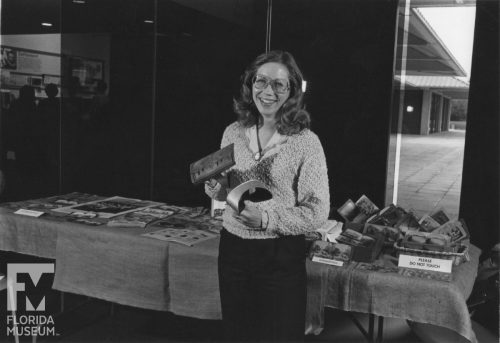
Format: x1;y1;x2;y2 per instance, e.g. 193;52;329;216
305;246;480;343
0;203;222;320
0;196;480;342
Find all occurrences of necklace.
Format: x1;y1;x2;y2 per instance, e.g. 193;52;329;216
254;124;262;161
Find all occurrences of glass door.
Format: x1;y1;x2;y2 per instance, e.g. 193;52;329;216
387;0;476;220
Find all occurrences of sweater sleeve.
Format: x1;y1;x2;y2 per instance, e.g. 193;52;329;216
265;134;330;235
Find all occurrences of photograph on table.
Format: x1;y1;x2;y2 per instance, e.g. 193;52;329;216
309;240;353;263
53;196;160;218
107;205;177;228
34;193;102;210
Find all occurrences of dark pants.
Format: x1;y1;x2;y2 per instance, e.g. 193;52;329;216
218;228;306;342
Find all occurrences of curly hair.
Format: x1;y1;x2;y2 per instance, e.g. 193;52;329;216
233;50;310;136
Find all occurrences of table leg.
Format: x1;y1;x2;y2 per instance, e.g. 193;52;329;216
376;316;384;343
60;291;65;313
368;313;375;342
347;312;385;343
348;312;375;342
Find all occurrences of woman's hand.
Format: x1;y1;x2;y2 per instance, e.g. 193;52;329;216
204;179;222;199
233;201;263;229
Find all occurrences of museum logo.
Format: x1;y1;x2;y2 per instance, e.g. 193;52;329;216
5;263;57;337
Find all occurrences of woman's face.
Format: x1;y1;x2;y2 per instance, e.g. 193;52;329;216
252;62;290;119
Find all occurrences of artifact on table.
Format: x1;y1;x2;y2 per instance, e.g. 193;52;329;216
363;223;402;245
430;207;452;225
432;219;470;245
418;214;441;232
367;204;407;227
337;195;380;226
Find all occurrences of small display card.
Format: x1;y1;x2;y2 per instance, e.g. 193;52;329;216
398;254;452;273
14;209;44;217
312;256;344;267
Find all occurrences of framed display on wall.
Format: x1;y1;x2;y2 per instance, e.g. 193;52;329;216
70;56;104;92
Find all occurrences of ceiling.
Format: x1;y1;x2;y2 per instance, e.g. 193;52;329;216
395;5;471;77
408;0;475;7
1;0;475;79
394;75;470;99
1;0;155;35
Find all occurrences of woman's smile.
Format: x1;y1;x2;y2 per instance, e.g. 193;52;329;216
252;62;290;118
257;97;278;106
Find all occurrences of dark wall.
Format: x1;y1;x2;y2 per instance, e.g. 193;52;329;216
59;34;155;199
460;0;500;254
271;0;399;207
106;33;155;199
152;1;266;206
59;0;155;199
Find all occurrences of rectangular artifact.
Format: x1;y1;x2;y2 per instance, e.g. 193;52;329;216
309;240;353;266
190;144;235;185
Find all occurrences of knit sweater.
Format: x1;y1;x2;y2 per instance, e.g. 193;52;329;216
211;121;330;239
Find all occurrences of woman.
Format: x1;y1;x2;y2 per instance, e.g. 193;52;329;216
205;50;330;342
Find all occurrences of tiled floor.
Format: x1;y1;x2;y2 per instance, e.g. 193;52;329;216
386;130;465;219
19;296;423;343
4;293;498;343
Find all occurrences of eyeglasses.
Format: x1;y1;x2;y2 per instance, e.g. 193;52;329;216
252;74;290;94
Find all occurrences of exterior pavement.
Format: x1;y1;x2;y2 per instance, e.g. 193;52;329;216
386;130;465;220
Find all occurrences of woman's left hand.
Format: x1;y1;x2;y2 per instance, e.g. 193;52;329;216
233;201;263;229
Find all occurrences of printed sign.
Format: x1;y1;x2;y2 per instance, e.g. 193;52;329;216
398;254;452;273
